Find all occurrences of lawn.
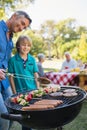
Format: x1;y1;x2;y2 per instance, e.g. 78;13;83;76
10;100;87;130
63;100;87;130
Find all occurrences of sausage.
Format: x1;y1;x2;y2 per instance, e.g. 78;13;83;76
22;104;54;111
34;99;63;106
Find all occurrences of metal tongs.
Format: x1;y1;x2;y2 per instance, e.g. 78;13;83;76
5;72;36;80
5;72;51;84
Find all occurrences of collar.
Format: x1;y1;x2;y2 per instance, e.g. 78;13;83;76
1;20;9;32
1;20;13;38
16;53;30;61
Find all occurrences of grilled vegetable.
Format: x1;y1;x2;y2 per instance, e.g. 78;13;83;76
24;93;32;101
19;99;29;106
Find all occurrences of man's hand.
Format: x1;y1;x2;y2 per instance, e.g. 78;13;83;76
0;69;6;80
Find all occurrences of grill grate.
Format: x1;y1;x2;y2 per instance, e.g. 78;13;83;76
6;87;86;111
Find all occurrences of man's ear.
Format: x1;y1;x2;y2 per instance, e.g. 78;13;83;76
11;13;17;19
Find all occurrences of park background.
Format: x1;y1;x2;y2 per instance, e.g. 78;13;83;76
0;0;87;63
0;0;87;130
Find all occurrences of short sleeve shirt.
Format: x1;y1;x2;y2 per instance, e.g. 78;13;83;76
37;62;44;77
8;53;38;92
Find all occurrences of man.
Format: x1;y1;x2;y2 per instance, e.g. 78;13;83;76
61;51;77;70
0;11;32;130
37;53;45;77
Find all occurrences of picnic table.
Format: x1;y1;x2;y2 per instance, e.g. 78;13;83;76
45;71;79;86
45;70;87;91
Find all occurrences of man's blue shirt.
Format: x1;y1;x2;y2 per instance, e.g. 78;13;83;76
0;20;14;91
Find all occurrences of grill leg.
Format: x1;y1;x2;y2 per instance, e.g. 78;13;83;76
57;126;63;130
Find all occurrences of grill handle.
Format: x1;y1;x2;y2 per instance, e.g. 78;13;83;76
1;113;26;122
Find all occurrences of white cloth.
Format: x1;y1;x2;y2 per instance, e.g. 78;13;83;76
61;59;77;70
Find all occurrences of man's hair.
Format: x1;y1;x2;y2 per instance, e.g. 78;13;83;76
38;53;45;61
15;11;32;24
64;51;70;56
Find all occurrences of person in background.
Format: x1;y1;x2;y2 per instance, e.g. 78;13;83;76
8;35;40;130
77;60;85;70
84;63;87;69
61;52;77;70
37;53;45;77
0;10;32;130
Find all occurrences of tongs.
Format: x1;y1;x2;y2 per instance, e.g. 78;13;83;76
5;72;36;80
5;72;51;84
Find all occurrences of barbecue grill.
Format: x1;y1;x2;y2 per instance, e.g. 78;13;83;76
1;86;86;129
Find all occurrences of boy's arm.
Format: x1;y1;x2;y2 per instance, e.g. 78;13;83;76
34;72;40;89
9;76;16;94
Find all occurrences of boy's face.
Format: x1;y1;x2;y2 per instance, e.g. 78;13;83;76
19;40;31;55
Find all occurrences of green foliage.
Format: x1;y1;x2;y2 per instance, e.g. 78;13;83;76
76;26;87;36
0;1;87;61
59;40;79;57
55;18;78;42
76;33;87;62
0;0;35;13
0;8;6;19
30;35;46;56
39;18;87;59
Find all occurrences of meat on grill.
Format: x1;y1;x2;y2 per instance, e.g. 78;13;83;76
34;99;63;106
63;92;78;97
22;99;63;111
49;92;63;97
22;104;55;111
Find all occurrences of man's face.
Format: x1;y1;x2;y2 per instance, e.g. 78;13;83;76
10;16;30;33
65;54;70;62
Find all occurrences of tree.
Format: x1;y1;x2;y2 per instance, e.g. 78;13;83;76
77;33;87;62
55;18;78;42
0;0;35;19
76;26;87;35
39;20;56;59
53;36;63;58
0;0;34;10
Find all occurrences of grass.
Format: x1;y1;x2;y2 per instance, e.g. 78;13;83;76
10;100;87;130
63;100;87;130
44;68;58;72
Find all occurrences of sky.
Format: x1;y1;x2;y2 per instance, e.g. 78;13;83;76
23;0;87;30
